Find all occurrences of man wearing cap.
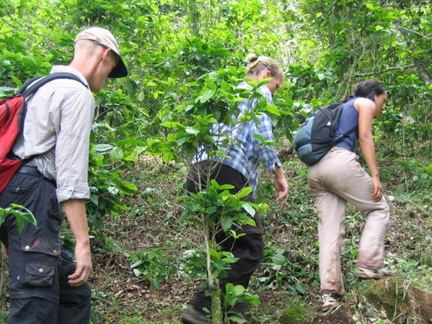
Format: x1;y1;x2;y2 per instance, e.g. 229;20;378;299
0;27;127;323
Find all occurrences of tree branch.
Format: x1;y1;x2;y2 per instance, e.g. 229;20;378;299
398;27;432;85
355;65;415;77
397;26;432;40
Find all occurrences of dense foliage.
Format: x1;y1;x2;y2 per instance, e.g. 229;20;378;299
0;0;431;322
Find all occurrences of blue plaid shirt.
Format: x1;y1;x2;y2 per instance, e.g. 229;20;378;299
194;82;281;193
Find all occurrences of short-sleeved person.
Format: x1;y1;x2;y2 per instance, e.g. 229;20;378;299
181;54;289;323
307;80;397;311
0;27;127;323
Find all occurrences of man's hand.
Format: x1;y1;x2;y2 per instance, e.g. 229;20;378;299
68;241;92;286
62;199;92;286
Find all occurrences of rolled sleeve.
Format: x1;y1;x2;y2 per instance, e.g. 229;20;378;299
55;90;95;203
56;185;91;203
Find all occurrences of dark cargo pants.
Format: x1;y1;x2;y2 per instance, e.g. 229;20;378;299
186;161;264;315
0;168;91;324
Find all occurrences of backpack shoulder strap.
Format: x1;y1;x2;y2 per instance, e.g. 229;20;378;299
15;73;89;140
18;72;88;97
332;122;359;145
343;125;358;138
18;76;43;94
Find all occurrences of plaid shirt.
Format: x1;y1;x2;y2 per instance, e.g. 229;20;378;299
194;82;281;193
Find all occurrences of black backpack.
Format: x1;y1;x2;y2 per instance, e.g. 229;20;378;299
288;102;357;166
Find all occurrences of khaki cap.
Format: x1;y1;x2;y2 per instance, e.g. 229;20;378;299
75;27;128;78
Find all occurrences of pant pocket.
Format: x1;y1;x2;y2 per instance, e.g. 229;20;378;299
21;235;61;256
20;235;60;288
25;263;55;287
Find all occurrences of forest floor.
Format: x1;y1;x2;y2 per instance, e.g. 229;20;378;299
89;153;432;324
1;155;430;323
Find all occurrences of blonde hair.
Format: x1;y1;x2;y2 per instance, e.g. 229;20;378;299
74;39;118;64
74;39;100;57
245;54;284;82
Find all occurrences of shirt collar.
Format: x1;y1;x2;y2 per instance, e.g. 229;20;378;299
50;65;89;88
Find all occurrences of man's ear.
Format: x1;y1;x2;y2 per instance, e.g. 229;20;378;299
101;48;112;61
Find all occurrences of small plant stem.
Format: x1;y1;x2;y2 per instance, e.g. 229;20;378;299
203;217;223;323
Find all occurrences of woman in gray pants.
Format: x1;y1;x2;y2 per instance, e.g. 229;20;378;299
308;80;397;311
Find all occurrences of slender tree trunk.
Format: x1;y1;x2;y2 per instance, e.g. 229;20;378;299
210;278;222;324
399;28;431;85
188;0;201;37
203;220;223;323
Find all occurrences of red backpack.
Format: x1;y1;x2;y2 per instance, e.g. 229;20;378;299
0;73;86;193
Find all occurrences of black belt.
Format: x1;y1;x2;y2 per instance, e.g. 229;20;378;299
17;165;42;177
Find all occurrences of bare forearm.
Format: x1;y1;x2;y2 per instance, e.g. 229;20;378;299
359;135;379;178
273;164;289;204
273;164;285;181
62;198;92;285
62;199;90;246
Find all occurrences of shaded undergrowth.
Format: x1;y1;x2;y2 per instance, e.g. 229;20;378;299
89;154;431;323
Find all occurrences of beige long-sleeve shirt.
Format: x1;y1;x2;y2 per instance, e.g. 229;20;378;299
13;66;95;203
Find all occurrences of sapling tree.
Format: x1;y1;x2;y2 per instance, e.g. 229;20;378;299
147;67;286;323
178;180;266;322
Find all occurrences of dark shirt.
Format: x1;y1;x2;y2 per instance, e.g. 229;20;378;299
335;98;359;153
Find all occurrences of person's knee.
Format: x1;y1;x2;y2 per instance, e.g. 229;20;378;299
61;281;91;305
77;281;91;303
238;234;264;265
10;297;58;324
58;283;91;323
81;282;92;304
77;282;92;317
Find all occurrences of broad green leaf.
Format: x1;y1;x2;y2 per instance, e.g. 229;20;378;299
236;186;252;198
120;181;138;191
185;127;200;135
163;151;175;163
110;147;124;160
221;216;233;232
241;203;256;217
198;90;215;103
230;285;245;296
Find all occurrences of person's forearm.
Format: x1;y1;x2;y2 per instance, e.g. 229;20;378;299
273;163;289;204
62;199;92;286
359;134;379;178
62;199;90;245
273;164;285;179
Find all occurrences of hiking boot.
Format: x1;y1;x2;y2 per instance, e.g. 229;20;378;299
181;306;211;324
357;267;397;280
321;293;342;311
